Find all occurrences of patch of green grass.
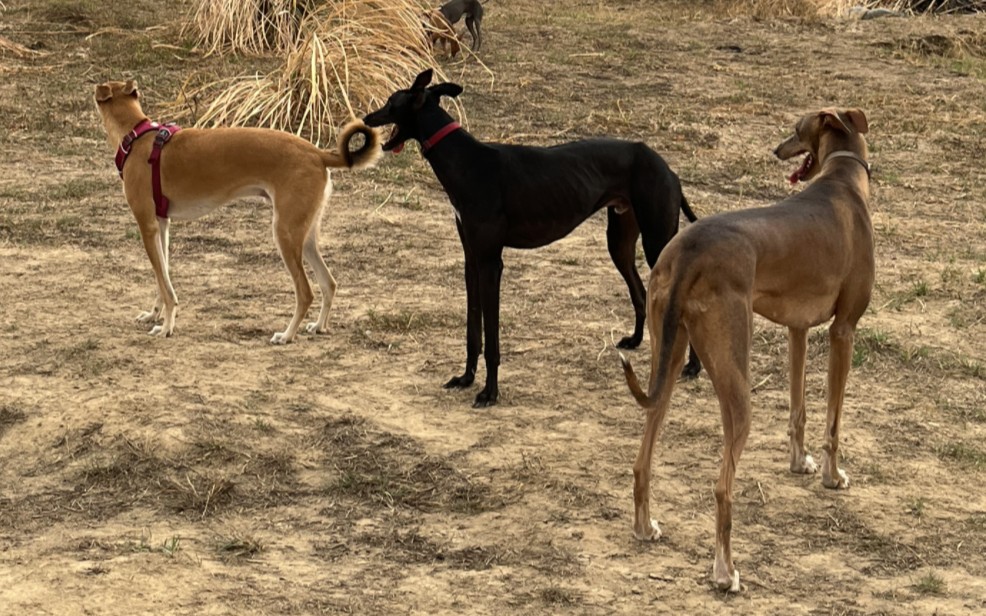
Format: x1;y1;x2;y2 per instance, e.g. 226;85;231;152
974;268;986;285
935;441;986;469
912;571;946;596
905;498;925;518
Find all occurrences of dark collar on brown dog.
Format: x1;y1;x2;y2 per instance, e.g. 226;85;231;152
825;150;871;180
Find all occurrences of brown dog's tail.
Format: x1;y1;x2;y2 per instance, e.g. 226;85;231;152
321;120;382;170
620;278;684;409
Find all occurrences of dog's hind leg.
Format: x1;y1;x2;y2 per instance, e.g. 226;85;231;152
303;187;337;335
270;207;315;345
632;319;689;541
466;14;481;50
605;207;646;349
687;294;753;593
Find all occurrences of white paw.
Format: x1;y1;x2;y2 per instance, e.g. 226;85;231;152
716;569;741;593
149;325;166;337
270;332;291;345
304;322;325;335
633;519;661;541
136;310;159;324
793;454;819;474
823;468;850;490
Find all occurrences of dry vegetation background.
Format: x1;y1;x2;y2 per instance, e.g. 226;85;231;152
1;0;985;614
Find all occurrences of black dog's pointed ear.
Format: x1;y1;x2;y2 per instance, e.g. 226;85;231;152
410;69;434;91
428;83;463;99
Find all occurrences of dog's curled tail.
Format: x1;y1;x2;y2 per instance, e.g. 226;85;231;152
321;120;382;170
620;278;683;410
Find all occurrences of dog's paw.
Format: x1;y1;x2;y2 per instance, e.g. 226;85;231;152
148;325;171;337
792;454;819;475
136;310;159;324
473;388;498;408
822;468;850;489
304;323;327;335
616;335;642;350
633;518;661;541
270;332;293;345
444;373;475;389
714;569;741;593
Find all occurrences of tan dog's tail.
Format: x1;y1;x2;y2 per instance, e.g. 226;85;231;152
321;120;382;170
620;278;684;409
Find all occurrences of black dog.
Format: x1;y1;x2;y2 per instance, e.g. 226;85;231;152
364;69;700;407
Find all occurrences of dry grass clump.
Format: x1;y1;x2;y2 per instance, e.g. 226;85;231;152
710;0;985;19
181;0;454;146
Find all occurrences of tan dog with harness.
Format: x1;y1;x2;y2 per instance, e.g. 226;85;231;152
95;80;381;343
620;108;873;592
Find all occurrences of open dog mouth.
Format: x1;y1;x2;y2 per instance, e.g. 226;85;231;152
788;152;814;184
383;126;405;154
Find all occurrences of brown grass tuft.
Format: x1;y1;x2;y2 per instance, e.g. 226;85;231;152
179;0;462;145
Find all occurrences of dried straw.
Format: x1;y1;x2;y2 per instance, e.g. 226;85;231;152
178;0;473;146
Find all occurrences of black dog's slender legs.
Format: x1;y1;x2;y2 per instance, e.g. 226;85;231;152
465;16;481;50
473;250;503;408
445;225;483;389
606;208;647;349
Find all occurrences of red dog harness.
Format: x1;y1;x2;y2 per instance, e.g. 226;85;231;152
115;119;182;219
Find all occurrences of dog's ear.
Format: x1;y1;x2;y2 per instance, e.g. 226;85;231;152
123;79;139;98
819;108;850;133
95;83;113;103
410;69;434;91
844;108;868;134
428;83;463;99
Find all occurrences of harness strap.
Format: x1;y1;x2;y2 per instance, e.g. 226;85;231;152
421;121;461;155
114;119;182;219
148;124;182;219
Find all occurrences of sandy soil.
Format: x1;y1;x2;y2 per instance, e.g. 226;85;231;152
1;1;984;614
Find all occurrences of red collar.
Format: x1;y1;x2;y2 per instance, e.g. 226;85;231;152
114;119;159;177
421;121;461;155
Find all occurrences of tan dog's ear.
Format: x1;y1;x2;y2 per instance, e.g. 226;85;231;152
844;108;868;134
123;79;139;97
819;108;852;133
95;84;113;102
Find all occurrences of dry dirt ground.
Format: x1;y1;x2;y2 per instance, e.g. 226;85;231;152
2;0;985;614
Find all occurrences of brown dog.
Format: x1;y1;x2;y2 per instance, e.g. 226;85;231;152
94;80;381;343
621;108;872;592
425;9;462;58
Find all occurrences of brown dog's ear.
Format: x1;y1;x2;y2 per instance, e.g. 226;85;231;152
819;108;852;133
123;79;139;97
95;83;113;102
844;108;868;134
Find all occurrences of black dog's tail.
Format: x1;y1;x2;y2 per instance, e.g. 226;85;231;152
680;193;698;223
321;120;382;170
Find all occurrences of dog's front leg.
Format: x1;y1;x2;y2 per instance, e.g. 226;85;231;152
136;217;172;325
136;217;178;336
473;252;503;408
445;237;482;389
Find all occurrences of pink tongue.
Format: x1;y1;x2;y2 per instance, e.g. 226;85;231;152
787;169;800;185
788;154;811;184
392;142;404;154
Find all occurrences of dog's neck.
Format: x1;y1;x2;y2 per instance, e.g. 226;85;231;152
823;150;870;180
100;103;150;152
